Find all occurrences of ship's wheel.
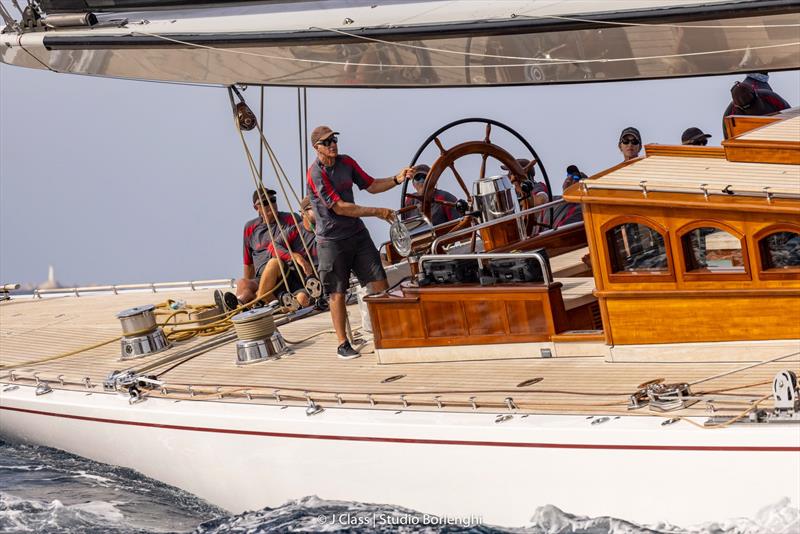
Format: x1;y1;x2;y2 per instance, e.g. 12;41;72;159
401;117;552;237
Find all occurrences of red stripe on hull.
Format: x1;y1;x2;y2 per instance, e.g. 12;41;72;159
2;406;798;452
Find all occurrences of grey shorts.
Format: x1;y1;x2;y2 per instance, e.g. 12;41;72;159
317;228;386;294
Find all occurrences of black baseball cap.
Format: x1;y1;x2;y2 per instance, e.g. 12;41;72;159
253;188;277;206
618;127;641;144
681;127;711;145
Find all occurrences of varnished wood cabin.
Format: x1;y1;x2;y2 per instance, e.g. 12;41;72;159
366;110;800;364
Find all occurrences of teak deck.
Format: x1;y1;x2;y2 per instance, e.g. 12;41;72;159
1;289;796;418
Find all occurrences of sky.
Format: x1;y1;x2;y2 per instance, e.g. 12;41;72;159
1;62;798;287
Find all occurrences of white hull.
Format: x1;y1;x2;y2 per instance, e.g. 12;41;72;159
1;384;798;528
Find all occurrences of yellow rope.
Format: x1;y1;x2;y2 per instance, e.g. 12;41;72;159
0;335;121;370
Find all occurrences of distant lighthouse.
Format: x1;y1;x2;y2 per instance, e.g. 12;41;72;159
37;265;63;290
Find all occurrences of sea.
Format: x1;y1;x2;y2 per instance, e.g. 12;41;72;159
0;441;797;534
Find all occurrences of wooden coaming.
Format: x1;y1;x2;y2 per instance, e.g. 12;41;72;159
367;282;569;350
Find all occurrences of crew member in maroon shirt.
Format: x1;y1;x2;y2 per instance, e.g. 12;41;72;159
306;125;412;359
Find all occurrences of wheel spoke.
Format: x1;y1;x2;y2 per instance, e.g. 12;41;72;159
433;137;447;155
484;123;492;143
449;163;471;199
479;154;489;180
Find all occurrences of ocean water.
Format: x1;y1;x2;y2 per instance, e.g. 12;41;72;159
0;441;797;534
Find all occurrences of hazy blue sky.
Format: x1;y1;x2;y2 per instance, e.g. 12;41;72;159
1;63;798;287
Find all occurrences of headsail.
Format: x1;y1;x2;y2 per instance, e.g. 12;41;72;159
1;0;798;87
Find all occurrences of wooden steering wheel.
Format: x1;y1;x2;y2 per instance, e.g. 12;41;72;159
402;118;552;235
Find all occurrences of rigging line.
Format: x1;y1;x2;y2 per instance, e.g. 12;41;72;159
227;87;293;296
231;90;304;280
316;24;800;64
259;131;320;281
512;11;800;30
131;29;800;68
688;350;800;387
303;88;309;198
243;90;318;280
259;86;264;185
297;88;304;197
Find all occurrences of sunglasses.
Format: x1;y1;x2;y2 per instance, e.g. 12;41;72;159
620;138;640;146
413;174;426;182
318;136;338;147
691;139;708;146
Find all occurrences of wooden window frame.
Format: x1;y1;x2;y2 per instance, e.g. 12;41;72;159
753;223;800;281
676;220;751;282
601;215;675;284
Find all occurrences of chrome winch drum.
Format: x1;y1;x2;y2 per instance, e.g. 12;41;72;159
116;305;169;360
472;175;517;222
231;307;290;365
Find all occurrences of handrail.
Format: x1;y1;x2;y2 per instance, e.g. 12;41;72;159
418;251;553;285
431;198;566;253
29;278;236;299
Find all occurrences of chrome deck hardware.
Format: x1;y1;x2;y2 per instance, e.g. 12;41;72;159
706;371;799;426
117;305;170;360
232;307;290;365
35;382;52;396
434;396;443;409
772;370;799;419
494;414;513;424
505;397;517;412
469;396;478;411
629;381;697;412
305;392;323;416
2;385;19;392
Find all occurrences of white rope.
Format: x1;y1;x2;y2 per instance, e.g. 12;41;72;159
512;12;800;30
131;29;800;69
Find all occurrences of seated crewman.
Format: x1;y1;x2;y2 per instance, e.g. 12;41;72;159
216;189;316;312
402;164;459;226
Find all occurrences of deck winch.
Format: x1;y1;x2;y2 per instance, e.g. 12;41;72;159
116;305;169;360
231;307;290;364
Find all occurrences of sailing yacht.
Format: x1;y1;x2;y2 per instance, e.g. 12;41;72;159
1;0;799;528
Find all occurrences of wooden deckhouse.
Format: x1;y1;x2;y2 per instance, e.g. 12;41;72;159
366;111;800;364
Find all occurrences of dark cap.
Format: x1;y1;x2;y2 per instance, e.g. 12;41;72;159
566;165;580;175
500;158;534;177
618;127;641;144
300;195;312;211
253;188;277;206
412;163;430;180
681;127;711;145
310;125;339;146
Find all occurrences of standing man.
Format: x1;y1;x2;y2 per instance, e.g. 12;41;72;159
306;125;412;359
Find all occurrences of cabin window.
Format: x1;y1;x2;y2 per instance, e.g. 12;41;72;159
682;227;745;273
759;231;800;270
606;223;669;273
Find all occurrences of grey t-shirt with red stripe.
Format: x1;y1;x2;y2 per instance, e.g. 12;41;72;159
306;155;374;241
243;211;317;276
